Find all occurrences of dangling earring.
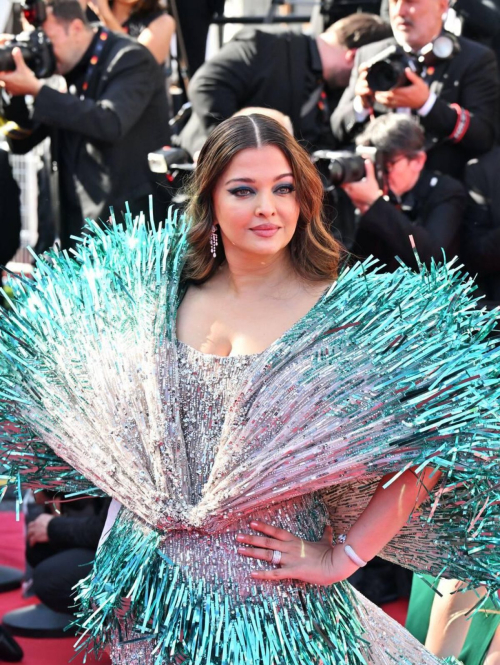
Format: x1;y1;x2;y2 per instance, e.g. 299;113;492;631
210;225;218;258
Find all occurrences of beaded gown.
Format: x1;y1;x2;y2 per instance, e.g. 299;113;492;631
107;341;440;664
0;215;499;664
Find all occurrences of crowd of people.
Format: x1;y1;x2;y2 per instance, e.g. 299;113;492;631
0;0;499;305
0;0;500;664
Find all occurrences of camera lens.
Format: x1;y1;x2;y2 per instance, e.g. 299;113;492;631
329;155;366;186
367;60;406;92
0;47;15;73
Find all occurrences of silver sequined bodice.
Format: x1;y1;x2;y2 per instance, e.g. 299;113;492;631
157;341;329;593
177;341;254;505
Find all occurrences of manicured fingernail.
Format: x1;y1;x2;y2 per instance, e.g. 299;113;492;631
250;521;259;528
236;535;245;542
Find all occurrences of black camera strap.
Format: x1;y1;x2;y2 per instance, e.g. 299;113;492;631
80;28;111;100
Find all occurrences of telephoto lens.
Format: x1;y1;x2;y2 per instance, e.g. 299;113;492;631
0;47;16;72
313;150;366;186
365;45;418;92
0;31;55;78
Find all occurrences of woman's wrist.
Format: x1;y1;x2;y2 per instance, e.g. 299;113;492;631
100;7;115;22
327;538;367;584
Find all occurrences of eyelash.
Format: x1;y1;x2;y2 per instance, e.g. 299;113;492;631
228;184;296;198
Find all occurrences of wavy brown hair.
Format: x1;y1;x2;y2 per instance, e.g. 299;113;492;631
182;114;342;284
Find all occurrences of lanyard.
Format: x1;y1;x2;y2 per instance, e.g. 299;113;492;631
80;28;110;99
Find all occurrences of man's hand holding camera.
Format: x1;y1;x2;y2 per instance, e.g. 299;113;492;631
375;67;430;110
0;47;43;97
355;65;430;112
355;64;374;110
342;159;383;215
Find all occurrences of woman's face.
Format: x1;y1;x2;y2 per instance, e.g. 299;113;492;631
212;145;300;260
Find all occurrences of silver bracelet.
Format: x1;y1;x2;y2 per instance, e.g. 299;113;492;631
344;544;367;568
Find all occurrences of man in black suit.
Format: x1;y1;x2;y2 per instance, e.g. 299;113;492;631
0;0;170;249
179;13;392;158
332;0;500;179
341;114;466;272
461;148;500;308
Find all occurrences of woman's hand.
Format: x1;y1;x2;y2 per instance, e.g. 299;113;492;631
88;0;112;19
236;520;341;585
87;0;124;33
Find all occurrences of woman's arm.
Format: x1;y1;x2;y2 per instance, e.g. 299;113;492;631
88;1;175;64
237;467;441;585
88;0;126;33
137;14;175;65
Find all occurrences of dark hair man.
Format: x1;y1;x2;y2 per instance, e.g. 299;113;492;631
332;0;500;179
0;0;170;249
342;114;466;271
179;13;392;158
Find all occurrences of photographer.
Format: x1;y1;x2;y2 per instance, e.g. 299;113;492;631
179;13;392;158
332;0;500;179
342;114;465;271
24;495;110;616
381;0;500;58
0;0;170;250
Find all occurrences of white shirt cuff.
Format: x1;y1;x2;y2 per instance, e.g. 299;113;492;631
417;91;437;117
353;96;371;123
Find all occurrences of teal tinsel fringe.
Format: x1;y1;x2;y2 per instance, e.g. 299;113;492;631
74;515;369;665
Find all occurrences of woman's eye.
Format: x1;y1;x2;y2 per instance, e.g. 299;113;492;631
228;187;254;197
275;184;295;195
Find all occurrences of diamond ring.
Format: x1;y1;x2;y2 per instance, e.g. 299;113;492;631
271;550;282;566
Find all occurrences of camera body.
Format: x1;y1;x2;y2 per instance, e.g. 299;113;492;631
312;146;386;188
0;0;55;79
366;45;422;93
365;33;459;92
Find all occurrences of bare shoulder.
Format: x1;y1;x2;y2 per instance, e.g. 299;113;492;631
149;13;176;34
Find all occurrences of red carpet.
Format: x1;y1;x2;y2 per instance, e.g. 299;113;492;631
0;511;408;663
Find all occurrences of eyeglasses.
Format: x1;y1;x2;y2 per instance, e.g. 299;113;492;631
385;155;411;173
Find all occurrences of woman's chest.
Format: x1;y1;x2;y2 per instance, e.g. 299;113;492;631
174;341;256;501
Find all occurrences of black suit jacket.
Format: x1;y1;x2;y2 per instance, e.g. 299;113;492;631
0;148;21;266
331;36;500;178
179;27;337;157
462;147;500;306
5;30;170;248
353;169;466;272
47;497;111;551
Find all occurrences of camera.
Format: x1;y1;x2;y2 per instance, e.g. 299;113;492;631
365;34;458;92
0;0;55;79
312;147;386;188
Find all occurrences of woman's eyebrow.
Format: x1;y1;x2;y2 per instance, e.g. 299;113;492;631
225;173;294;185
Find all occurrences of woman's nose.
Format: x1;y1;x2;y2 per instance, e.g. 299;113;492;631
255;191;276;217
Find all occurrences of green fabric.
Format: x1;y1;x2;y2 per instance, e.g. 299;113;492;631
406;574;500;665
